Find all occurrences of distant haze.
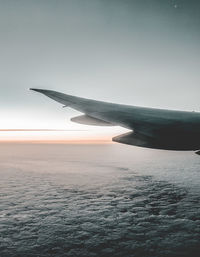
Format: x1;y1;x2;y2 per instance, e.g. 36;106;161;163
0;0;199;141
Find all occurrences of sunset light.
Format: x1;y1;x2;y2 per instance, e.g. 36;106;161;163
1;1;200;256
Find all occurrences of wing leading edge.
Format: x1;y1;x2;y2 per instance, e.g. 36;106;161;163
30;88;200;152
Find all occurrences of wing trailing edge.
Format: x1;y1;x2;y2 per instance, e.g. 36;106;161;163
112;132;158;149
113;132;200;151
71;115;114;126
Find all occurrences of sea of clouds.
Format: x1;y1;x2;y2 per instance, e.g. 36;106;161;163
0;144;199;257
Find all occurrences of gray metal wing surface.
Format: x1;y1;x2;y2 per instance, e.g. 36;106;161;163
30;88;200;152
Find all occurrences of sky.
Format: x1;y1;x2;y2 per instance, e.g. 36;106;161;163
0;0;200;142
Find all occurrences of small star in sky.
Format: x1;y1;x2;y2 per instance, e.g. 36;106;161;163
170;0;180;9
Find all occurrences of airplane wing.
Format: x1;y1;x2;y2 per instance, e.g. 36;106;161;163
30;88;200;152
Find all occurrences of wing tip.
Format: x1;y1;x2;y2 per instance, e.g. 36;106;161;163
30;88;47;93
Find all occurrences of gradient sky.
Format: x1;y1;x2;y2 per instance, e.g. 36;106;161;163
0;0;200;141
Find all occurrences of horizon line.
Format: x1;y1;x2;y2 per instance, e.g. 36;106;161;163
0;129;86;132
0;139;113;144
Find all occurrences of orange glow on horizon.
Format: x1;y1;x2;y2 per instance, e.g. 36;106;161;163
0;139;113;144
0;130;114;144
0;127;127;144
